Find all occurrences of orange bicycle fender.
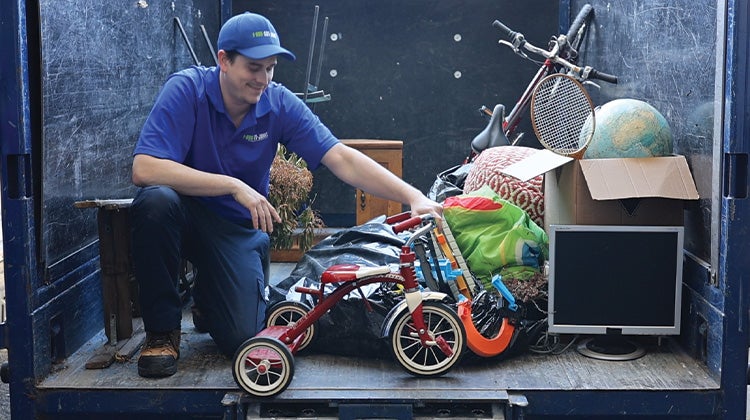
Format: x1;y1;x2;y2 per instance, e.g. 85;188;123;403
457;300;516;358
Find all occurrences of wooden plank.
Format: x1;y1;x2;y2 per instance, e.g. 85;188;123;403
341;139;403;150
74;199;134;210
84;346;116;370
115;331;146;363
97;206;134;341
85;321;145;369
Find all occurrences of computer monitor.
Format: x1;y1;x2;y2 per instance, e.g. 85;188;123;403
547;224;684;360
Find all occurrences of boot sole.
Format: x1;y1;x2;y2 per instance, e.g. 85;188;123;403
138;358;177;378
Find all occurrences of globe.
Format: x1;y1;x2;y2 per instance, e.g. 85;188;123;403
583;98;673;159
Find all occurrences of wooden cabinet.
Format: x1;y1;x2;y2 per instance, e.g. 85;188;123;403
341;139;404;225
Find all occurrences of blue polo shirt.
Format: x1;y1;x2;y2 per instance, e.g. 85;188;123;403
134;65;339;224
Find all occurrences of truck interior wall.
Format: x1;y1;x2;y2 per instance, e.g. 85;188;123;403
30;0;224;377
30;0;727;387
236;0;559;226
2;0;744;418
567;0;724;376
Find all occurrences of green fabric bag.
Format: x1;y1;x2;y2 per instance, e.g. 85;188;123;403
443;185;548;289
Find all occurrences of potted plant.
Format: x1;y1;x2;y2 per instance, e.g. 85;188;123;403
268;145;325;261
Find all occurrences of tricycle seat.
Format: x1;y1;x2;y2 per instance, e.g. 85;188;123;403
320;264;392;284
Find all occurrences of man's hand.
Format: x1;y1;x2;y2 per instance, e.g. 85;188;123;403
231;185;282;233
408;195;443;222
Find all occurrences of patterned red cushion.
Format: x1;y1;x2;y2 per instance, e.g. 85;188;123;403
463;146;544;227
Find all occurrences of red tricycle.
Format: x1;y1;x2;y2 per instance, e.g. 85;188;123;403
231;213;467;397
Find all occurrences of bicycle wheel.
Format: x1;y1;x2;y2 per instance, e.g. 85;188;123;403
266;300;317;352
565;4;593;60
232;336;295;398
388;301;466;377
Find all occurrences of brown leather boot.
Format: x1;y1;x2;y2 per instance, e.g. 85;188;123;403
138;330;180;378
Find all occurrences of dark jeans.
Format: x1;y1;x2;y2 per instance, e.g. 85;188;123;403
130;186;269;357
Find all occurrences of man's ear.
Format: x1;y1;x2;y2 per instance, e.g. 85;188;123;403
217;50;229;72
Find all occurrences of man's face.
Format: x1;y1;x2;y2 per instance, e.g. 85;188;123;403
221;53;277;105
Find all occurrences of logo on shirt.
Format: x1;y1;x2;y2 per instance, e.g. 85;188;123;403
243;132;268;143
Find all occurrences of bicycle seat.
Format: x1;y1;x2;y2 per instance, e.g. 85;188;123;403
471;103;511;153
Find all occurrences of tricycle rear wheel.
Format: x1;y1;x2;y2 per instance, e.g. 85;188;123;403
266;300;317;351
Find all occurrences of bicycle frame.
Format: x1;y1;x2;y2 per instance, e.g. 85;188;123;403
471;4;616;154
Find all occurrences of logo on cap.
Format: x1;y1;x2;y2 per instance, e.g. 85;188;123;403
252;31;278;40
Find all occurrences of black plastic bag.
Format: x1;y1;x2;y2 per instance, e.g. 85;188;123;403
427;163;473;203
268;221;406;357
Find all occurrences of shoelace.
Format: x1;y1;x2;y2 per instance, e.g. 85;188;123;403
146;334;173;349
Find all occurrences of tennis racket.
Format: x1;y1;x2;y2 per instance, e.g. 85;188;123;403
530;73;595;159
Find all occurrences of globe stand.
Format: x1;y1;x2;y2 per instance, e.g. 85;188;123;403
576;336;646;361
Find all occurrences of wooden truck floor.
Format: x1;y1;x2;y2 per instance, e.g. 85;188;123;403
37;263;719;409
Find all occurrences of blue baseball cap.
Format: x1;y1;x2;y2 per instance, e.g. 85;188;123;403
218;12;296;61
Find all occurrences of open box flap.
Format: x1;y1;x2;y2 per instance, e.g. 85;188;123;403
579;155;700;200
501;149;700;201
500;148;573;181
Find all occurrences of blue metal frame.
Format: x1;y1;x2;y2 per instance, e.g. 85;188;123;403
1;0;43;418
718;0;750;418
0;0;746;418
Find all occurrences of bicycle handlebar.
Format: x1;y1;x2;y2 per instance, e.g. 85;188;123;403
491;20;520;42
385;212;413;225
492;17;618;85
392;214;435;235
587;68;618;84
567;4;593;40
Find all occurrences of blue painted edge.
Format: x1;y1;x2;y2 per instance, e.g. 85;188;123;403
2;0;43;418
720;1;750;418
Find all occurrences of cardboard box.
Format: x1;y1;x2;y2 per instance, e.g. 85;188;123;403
501;149;700;231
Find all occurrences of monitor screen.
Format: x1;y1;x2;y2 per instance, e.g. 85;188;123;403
548;224;683;335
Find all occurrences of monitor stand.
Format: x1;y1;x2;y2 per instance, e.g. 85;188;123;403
576;336;647;361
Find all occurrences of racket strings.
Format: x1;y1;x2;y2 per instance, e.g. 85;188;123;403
531;75;594;155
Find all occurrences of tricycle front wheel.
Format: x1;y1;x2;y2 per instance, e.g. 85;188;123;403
388;301;466;377
232;336;295;397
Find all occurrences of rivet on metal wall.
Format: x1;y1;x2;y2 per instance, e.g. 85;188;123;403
136;0;148;8
454;34;462;42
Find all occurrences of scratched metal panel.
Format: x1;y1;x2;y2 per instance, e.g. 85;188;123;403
38;0;221;274
567;0;725;382
568;0;718;264
237;0;559;224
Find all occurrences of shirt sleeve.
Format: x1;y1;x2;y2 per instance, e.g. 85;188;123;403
133;73;197;162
